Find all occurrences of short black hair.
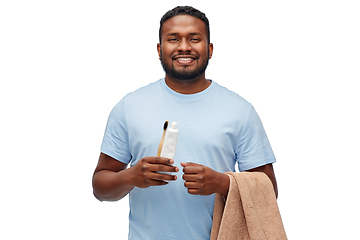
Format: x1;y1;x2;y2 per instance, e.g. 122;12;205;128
159;6;210;44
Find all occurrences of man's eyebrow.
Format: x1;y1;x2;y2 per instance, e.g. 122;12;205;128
166;32;203;36
166;33;178;36
189;32;202;36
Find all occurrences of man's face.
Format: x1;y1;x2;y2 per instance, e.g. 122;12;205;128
157;15;213;81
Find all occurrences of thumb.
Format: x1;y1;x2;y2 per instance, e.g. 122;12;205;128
180;162;201;167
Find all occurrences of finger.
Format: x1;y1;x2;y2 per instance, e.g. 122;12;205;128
147;164;179;173
183;165;203;174
187;188;201;195
180;162;201;167
184;181;201;189
145;179;169;187
145;157;174;165
148;172;178;182
182;174;199;182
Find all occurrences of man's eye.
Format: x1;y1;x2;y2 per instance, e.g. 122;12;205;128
190;38;200;42
169;38;178;42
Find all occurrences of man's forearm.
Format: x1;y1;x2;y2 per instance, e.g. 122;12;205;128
92;168;135;202
216;173;230;197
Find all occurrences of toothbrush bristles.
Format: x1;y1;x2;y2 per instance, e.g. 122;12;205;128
163;121;169;130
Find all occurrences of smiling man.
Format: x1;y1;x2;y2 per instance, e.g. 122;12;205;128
93;6;278;240
158;14;213;87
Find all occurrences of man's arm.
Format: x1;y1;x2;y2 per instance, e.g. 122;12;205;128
246;163;278;198
92;153;179;201
181;163;278;199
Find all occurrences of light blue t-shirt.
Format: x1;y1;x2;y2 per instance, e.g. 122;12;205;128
101;78;276;240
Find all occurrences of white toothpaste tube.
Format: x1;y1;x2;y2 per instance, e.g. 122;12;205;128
160;122;179;160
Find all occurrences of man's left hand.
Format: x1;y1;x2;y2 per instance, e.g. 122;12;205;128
181;162;230;197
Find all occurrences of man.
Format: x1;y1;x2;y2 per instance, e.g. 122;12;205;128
93;6;278;240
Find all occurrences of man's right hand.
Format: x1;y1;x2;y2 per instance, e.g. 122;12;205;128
130;157;179;188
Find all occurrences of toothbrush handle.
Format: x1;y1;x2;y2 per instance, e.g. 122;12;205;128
157;131;166;157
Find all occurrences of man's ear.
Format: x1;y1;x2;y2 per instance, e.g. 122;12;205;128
157;43;161;60
208;43;213;59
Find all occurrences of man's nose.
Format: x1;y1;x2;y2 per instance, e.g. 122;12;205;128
177;39;192;52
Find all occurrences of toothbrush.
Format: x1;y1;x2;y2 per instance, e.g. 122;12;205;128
156;120;169;157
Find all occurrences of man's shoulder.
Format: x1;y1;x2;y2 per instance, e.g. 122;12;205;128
213;81;250;105
125;79;162;98
110;79;162;113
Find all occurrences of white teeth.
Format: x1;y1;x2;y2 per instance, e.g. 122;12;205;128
177;58;193;61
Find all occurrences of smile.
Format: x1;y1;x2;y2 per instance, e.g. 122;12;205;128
173;55;197;60
173;55;197;65
176;57;195;61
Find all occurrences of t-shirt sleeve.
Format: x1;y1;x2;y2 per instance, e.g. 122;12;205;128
236;104;276;171
100;98;132;164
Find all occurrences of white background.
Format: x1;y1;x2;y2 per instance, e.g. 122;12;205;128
1;0;359;239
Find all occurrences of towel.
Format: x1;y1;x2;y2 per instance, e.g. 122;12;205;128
210;172;287;240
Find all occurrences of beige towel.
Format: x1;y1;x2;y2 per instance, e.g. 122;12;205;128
210;172;287;240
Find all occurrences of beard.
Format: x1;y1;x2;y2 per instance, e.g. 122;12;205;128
160;49;209;81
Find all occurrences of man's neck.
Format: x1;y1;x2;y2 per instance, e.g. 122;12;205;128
164;75;211;94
